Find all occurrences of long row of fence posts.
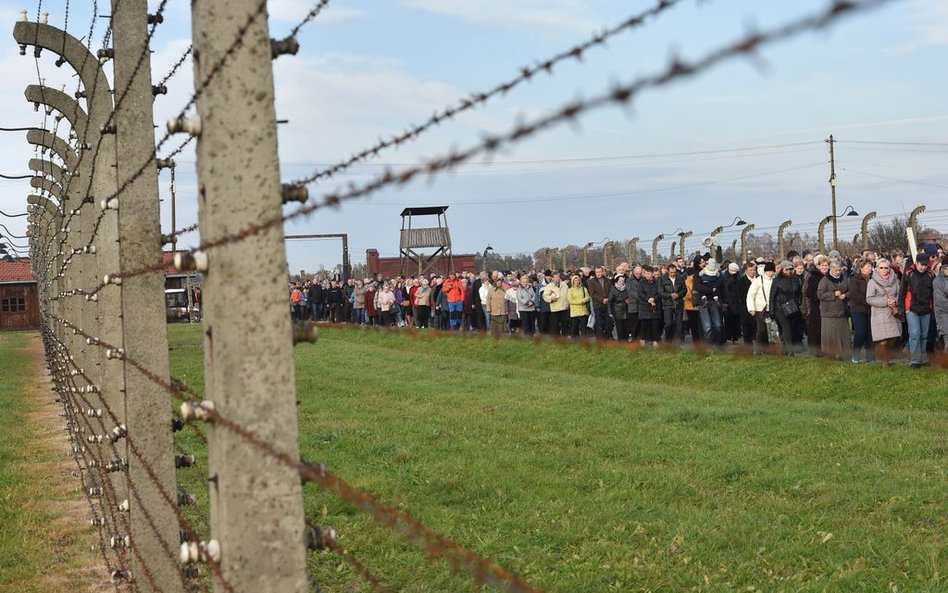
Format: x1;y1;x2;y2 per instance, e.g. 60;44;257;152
19;1;310;591
15;1;921;591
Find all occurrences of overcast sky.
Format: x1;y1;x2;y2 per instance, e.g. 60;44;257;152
2;0;946;272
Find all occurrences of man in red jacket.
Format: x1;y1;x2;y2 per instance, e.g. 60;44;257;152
442;272;464;330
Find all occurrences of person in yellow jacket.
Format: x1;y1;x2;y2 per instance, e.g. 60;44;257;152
542;272;570;336
486;277;508;338
567;275;591;337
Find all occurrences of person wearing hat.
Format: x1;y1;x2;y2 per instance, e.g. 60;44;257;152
692;258;725;344
721;262;743;343
933;254;948;354
899;253;935;367
769;260;803;355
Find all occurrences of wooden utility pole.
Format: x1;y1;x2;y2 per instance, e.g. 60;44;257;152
827;134;838;252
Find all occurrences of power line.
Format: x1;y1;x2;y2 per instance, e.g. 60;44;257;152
840;167;948;190
272;141;823;169
346;161;827;206
838;139;948;146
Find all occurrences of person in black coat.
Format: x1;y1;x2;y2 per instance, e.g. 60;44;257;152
637;266;662;344
659;264;686;341
770;261;804;355
308;281;323;321
693;259;725;344
721;262;743;343
736;262;757;347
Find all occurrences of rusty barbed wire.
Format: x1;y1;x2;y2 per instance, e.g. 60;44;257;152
323;536;396;593
46;324;228;593
43;132;194;294
42;0;270;285
293;0;687;187
37;0;174;266
289;0;332;38
157;45;192;89
49;349;132;588
48;312;549;593
69;0;899;294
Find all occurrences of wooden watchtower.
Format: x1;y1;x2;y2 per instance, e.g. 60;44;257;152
398;206;454;277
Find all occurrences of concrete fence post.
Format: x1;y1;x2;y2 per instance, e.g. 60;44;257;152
110;2;182;589
188;0;309;590
16;19;130;576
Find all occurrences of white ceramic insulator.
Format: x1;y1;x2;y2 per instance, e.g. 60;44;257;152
166;115;202;136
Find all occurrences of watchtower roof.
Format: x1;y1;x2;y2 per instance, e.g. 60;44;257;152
400;206;448;217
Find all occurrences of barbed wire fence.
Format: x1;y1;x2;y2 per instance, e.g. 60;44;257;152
12;1;905;592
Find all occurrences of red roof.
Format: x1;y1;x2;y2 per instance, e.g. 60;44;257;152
0;257;35;283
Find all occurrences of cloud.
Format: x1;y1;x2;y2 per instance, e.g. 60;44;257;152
267;0;366;24
766;114;948;137
272;52;506;163
399;0;602;32
884;0;948;54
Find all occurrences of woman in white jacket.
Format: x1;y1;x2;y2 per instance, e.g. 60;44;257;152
745;261;776;353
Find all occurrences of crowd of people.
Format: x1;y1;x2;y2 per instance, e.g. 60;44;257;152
288;243;948;368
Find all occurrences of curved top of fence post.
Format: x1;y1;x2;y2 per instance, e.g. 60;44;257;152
30;175;64;203
13;21;114;122
29;157;68;184
26;128;78;171
27;193;62;216
25;85;91;136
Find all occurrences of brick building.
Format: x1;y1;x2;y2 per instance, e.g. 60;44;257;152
366;249;476;279
0;257;40;330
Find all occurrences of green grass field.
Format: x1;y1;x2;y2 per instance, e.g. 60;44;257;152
0;332;98;593
168;324;947;593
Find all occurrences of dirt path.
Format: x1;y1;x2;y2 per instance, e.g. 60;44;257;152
0;333;110;593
